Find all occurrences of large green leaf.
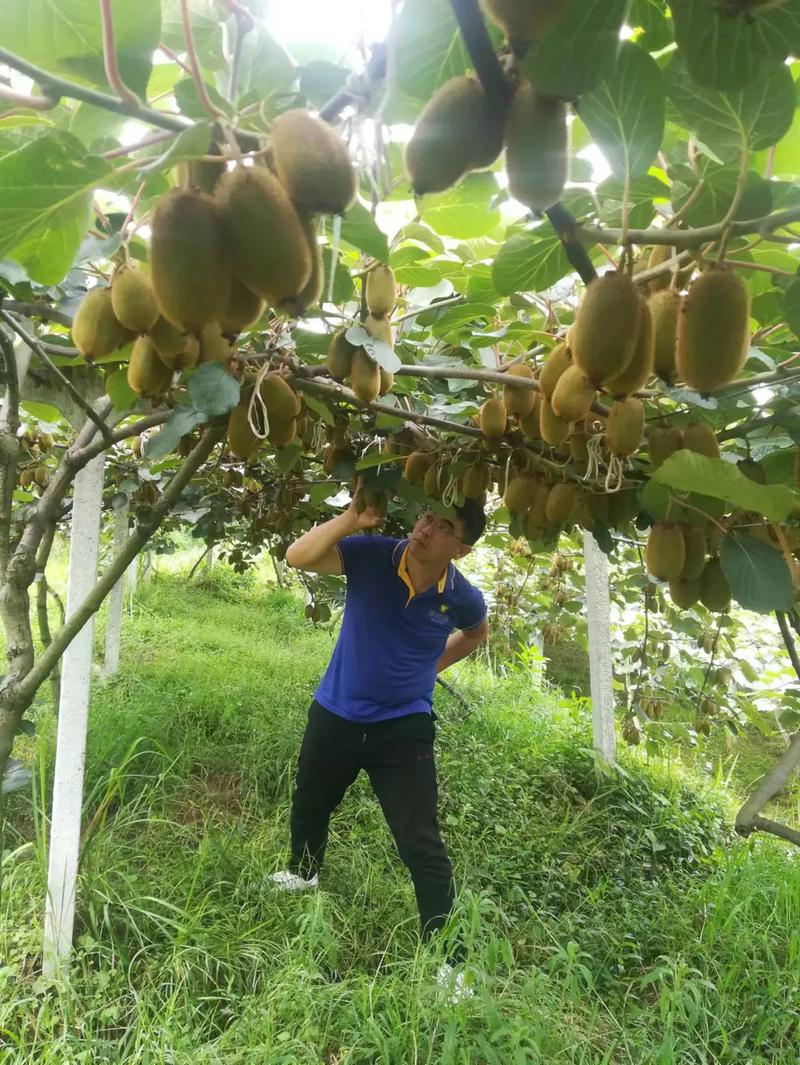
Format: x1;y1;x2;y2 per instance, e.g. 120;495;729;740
421;173;502;239
144;407;208;462
580;43;665;182
234;24;295;101
666;55;796;162
670;0;800;90
783;278;800;340
0;132;111;285
0;0;161;98
384;0;470;124
492;230;571;296
187;363;241;418
653;450;794;522
669;163;773;226
339;201;390;262
719;533;794;614
521;0;631;97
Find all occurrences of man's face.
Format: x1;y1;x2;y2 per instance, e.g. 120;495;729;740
408;511;470;567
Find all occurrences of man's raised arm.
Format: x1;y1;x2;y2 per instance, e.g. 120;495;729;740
286;499;382;574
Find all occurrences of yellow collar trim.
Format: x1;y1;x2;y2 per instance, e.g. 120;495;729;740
397;543;447;605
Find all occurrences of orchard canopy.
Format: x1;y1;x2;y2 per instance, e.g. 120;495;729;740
3;2;800;775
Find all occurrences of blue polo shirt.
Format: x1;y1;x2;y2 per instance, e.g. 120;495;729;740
315;535;487;723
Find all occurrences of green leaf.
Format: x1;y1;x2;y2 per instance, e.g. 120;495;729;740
345;326;401;373
669;163;773;226
302;393;335;427
137;123;212;175
384;0;469;124
20;401;62;423
492;230;571;296
173;78;234;120
0;0;161;97
653;450;794;522
396;223;445;255
783;278;800;340
235;25;295;101
0;133;111;285
666;56;796;162
299;61;349;107
521;0;631;98
630;0;673;50
105;368;138;412
339;201;390;262
580;43;665;182
275;440;302;474
144;407;207;462
356;451;407;470
670;0;800;90
421;174;502;239
187;363;241;418
719;533;794;614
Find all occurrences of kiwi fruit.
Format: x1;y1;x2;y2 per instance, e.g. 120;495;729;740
519;394;543;438
281;217;324;316
111;265;159;334
326;327;356;378
480;397;508;438
462;464;491;499
150;188;231;332
72;287;131;360
645;244;673;293
156;333;199;371
481;0;569;45
424;462;442;498
604;295;654;397
180;144;227;195
127;336;174;399
150;315;188;360
351;348;381;403
502;362;536;416
404;451;432;485
365;313;393;348
505;474;538;515
269;109;356;215
220;276;265;334
569;430;589;468
505;84;568;212
545;482;575;524
529;482;551;529
366;264;397;318
608;488;639;528
649;290;681;383
379;367;394;396
228;402;261;461
197;323;233;365
607;397;644;458
216;166;311;306
405;76;503;195
570;273;641;386
649;426;683;469
681;524;707;581
540;397;570;446
354;485;388;517
260;374;302;420
268;418;297;447
700;557;732;612
676;267;750;393
683;423;720;459
538;341;572;400
551;364;596;423
646;522;686;581
669;576;701;609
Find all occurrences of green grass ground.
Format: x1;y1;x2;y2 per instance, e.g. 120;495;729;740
2;561;800;1063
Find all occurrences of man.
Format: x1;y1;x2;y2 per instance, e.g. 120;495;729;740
271;492;488;997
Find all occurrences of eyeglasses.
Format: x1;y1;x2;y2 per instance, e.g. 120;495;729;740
419;511;465;543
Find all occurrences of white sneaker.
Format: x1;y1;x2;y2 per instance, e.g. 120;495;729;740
269;869;319;893
436;962;475;1004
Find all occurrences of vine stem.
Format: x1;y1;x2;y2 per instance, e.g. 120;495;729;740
99;0;139;104
179;0;227;120
0;83;58;110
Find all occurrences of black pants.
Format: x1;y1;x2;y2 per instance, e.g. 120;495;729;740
289;700;456;944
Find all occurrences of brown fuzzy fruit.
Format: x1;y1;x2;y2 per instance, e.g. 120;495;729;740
228;403;261;461
700;558;731;612
149;316;188;360
648;425;683;469
551;364;596;423
424;463;442;499
156;333;199;371
607;397;644;458
502;362;536;416
461;464;491;499
540;398;570;446
538;342;572;400
505;84;568;212
480;397;508;438
677;267;750;393
111;265;159;334
198;324;233;365
326;327;356;378
481;0;569;45
220;276;266;334
519;394;543;439
260;375;302;420
669;576;702;609
570;273;641;386
280;217;323;316
569;430;589;468
645;244;673;293
545;482;575;524
604;295;654;397
268;109;356;215
127;336;174;399
649;289;681;383
365;313;393;348
366;264;397;318
72;287;131;360
150;189;231;332
683;423;720;459
405;76;503;196
268;418;297;447
379;367;394;396
681;524;707;581
216;166;310;306
504;474;538;515
404;451;432;485
646;522;686;581
350;348;381;403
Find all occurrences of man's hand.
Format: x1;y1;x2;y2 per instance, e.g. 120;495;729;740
346;493;384;532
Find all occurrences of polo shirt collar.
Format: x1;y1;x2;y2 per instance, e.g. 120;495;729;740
395;540;448;605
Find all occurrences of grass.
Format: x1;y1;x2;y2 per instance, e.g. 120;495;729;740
1;560;800;1063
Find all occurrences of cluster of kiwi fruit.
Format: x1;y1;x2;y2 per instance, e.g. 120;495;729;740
324;264;398;403
70;108;356;408
404;1;571;211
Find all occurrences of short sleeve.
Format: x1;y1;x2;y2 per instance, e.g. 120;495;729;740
452;577;487;632
337;535;397;580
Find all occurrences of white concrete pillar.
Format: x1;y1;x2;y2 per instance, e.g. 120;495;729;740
43;451;105;976
583;530;616;765
102;500;129;679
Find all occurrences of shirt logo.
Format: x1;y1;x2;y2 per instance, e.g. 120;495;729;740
439;604;449;613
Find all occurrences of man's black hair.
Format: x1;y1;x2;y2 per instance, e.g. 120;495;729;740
455;498;486;546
